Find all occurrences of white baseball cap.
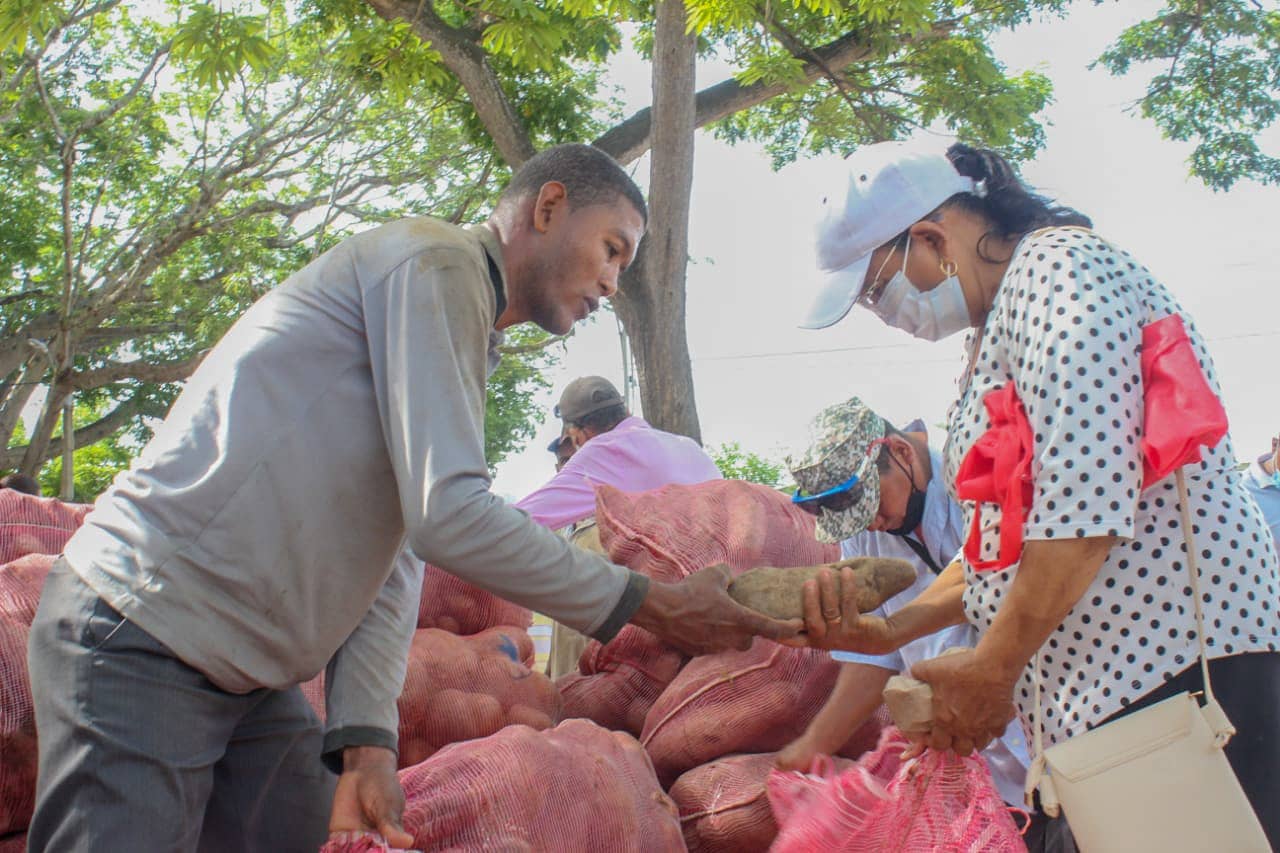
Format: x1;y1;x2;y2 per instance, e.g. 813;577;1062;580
800;137;980;330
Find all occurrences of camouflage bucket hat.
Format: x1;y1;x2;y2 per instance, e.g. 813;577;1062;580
786;397;886;543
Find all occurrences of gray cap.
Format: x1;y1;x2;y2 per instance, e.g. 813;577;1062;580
554;376;624;422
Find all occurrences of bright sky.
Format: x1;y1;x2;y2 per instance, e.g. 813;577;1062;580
492;0;1279;501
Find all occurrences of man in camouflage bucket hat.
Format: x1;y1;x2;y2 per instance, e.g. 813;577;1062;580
787;397;887;542
779;398;1033;809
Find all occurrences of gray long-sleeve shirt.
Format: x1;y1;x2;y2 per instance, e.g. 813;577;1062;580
64;217;647;766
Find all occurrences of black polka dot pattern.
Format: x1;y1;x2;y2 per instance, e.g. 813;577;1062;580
942;227;1280;745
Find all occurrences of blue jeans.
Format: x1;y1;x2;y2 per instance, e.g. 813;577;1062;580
25;559;335;852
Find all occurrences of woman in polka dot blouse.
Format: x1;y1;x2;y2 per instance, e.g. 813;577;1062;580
797;138;1280;847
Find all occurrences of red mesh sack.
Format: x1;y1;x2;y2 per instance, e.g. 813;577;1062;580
399;718;685;852
562;481;839;735
768;726;1027;853
670;753;856;853
417;563;532;634
595;480;838;579
302;627;537;741
0;554;54;625
0;555;51;835
641;640;884;786
0;833;25;852
557;632;686;734
0;610;35;836
396;626;558;768
300;671;326;724
0;491;91;563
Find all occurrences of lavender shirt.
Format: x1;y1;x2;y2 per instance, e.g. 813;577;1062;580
516;416;722;530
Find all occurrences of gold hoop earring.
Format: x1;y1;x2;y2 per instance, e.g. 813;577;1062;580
940;259;958;277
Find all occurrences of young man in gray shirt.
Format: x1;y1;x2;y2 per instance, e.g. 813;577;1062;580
26;144;798;851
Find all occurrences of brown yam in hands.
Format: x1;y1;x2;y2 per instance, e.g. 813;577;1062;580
727;557;917;620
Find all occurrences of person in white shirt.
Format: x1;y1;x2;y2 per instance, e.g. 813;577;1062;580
1242;434;1280;548
778;398;1027;807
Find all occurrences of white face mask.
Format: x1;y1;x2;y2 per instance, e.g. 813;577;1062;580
866;236;971;341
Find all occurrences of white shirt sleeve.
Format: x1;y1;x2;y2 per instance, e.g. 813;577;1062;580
998;230;1147;542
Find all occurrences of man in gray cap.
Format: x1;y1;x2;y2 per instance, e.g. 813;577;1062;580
778;396;1029;808
516;375;722;531
517;376;724;678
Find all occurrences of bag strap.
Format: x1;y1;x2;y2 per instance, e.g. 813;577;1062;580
1172;467;1235;746
899;535;944;575
1023;465;1235;813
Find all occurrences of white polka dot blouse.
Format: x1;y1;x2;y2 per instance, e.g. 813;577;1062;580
943;227;1280;745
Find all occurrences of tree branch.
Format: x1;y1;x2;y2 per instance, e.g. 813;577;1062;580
0;315;60;381
594;21;954;165
0;289;48;309
75;39;172;136
766;17;864;118
364;0;536;166
69;351;208;391
18;384;69;474
75;323;185;351
447;155;495;223
3;392;155;472
0;359;41;450
31;62;67;144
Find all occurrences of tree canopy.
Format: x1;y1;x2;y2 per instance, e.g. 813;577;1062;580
347;0;1277;438
0;0;558;489
1097;0;1280;190
1;0;1275;494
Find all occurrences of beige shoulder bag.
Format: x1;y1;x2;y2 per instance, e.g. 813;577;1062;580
1022;467;1269;852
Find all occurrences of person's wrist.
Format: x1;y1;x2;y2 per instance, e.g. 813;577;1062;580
804;725;846;754
879;613;906;653
342;744;397;773
630;578;676;634
971;635;1028;685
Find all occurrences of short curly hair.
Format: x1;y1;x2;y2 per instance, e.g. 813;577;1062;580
502;144;647;223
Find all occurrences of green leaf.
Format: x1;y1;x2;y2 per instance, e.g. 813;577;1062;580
708;442;787;489
171;5;278;90
0;0;64;56
1097;1;1280;188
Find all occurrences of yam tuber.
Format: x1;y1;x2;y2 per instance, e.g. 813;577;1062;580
727;557;917;620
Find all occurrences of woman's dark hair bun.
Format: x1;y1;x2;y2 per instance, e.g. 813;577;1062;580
943;142;1091;242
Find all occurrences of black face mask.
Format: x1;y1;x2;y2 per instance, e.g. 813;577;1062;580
885;453;926;537
887;487;926;537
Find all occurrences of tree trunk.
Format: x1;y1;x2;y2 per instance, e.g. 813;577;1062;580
60;396;74;499
0;359;40;450
613;0;701;442
362;0;945;447
20;384;69;475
